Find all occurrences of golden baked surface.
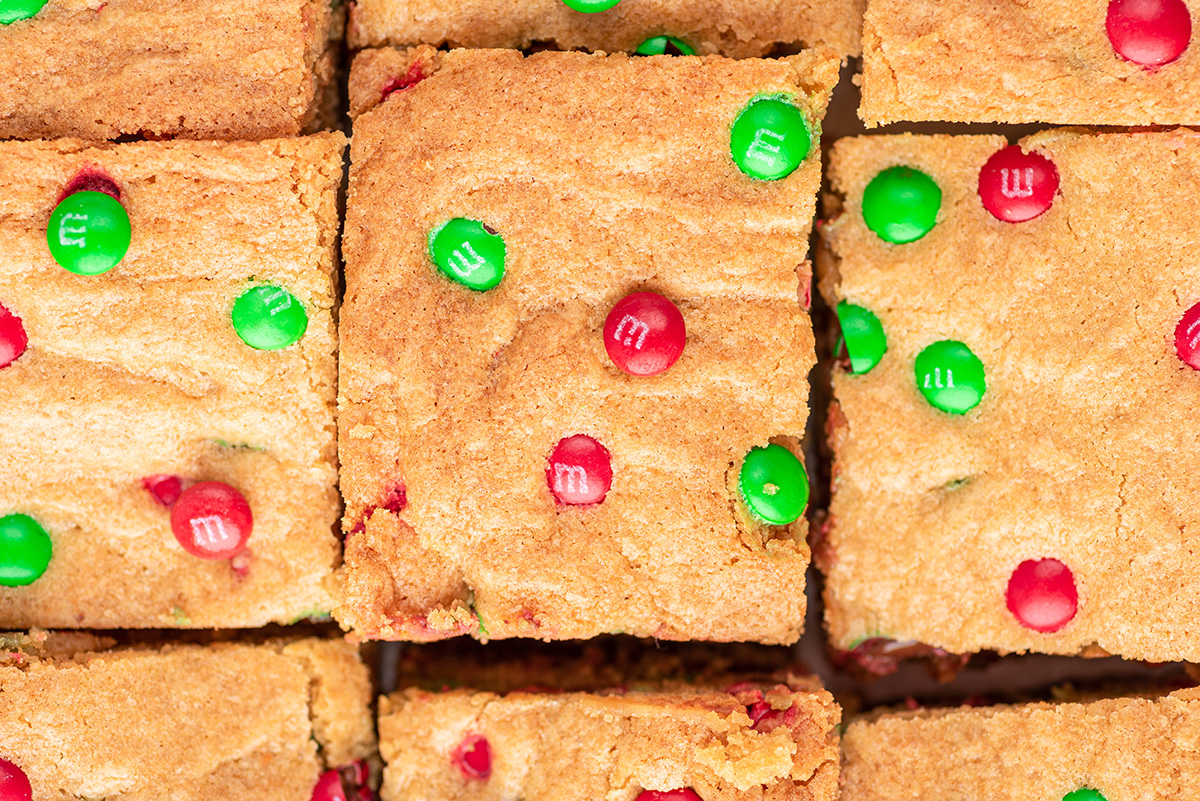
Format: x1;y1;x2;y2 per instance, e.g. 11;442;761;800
0;135;344;628
339;48;839;644
818;129;1200;661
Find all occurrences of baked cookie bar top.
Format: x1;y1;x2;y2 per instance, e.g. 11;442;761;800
842;689;1200;801
0;633;376;801
860;0;1200;126
0;134;344;628
347;0;865;58
379;676;839;801
818;130;1200;661
0;0;339;140
340;48;840;644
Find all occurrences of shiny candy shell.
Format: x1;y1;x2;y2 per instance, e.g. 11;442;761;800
170;481;253;560
978;146;1059;223
546;435;613;505
603;292;686;376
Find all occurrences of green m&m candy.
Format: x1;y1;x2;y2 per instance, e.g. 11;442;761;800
635;35;695;55
232;284;308;350
739;444;809;526
836;301;887;374
862;166;941;244
731;98;812;181
429;218;506;291
0;0;47;24
560;0;620;11
1063;790;1107;801
915;340;986;414
47;190;132;276
0;513;52;587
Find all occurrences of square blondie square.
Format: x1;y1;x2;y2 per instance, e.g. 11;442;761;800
859;0;1200;126
339;47;840;643
380;670;839;801
347;0;865;58
817;130;1200;662
0;0;341;141
0;632;376;801
0;134;344;628
842;689;1200;801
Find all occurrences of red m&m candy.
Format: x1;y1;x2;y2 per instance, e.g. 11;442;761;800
451;734;492;780
635;791;703;801
0;759;31;801
978;146;1059;223
1175;302;1200;369
0;303;28;369
170;481;253;560
1106;0;1192;67
1006;558;1078;633
311;761;373;801
603;292;686;376
546;435;612;505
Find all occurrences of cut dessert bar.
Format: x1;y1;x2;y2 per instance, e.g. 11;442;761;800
817;129;1200;662
0;0;341;140
340;47;840;643
347;0;865;58
842;689;1200;800
0;631;376;801
859;0;1200;126
0;134;344;628
380;670;840;800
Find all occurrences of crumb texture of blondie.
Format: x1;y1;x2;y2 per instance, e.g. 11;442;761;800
379;678;840;800
842;689;1200;800
0;134;345;629
818;129;1200;661
0;0;338;140
348;0;865;57
0;635;377;801
860;0;1200;125
339;48;839;644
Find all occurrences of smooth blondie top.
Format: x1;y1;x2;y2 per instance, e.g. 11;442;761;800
0;0;338;140
380;677;839;800
817;130;1200;662
0;135;344;629
340;48;839;644
842;688;1200;800
0;633;376;801
860;0;1200;126
348;0;865;57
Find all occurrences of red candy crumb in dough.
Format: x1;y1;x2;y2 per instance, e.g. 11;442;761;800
451;734;491;780
1006;558;1078;633
636;790;703;801
169;481;253;560
58;171;121;202
546;435;613;505
381;62;428;102
0;759;31;801
1175;302;1200;370
0;303;28;369
142;474;184;507
311;761;373;801
977;146;1059;223
1106;0;1193;67
603;291;687;377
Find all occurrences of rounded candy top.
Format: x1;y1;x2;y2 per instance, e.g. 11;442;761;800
603;292;686;376
0;303;28;369
863;166;941;244
1007;558;1078;633
429;218;506;291
730;98;812;181
978;146;1060;223
0;759;31;801
0;514;52;588
560;0;621;11
170;481;253;560
47;190;131;276
914;340;986;415
1063;790;1107;801
836;301;887;375
452;734;492;780
547;435;613;505
635;791;703;801
0;0;47;24
739;444;809;526
635;36;695;55
1106;0;1192;66
1175;302;1200;369
231;285;309;350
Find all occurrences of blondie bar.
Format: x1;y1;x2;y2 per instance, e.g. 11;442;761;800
339;47;839;643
